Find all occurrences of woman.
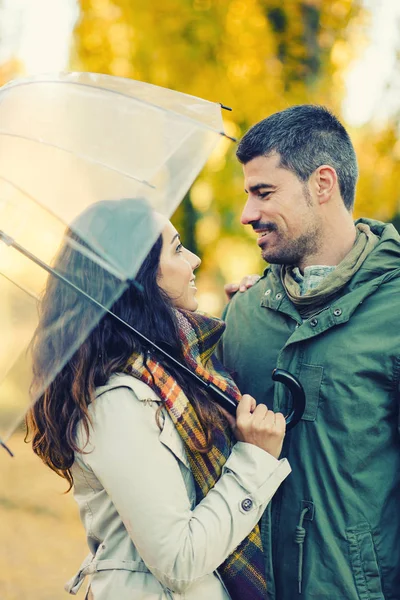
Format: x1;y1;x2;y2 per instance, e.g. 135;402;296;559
27;199;290;600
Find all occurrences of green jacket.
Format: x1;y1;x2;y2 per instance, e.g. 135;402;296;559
219;219;400;600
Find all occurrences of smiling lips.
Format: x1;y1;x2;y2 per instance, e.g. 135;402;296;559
255;229;275;246
251;221;279;245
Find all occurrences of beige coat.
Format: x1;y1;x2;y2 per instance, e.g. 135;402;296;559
65;374;291;599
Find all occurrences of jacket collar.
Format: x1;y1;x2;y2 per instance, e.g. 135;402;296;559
349;218;400;285
257;219;400;326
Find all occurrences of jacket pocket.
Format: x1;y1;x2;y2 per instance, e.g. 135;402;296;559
346;522;384;600
297;363;323;421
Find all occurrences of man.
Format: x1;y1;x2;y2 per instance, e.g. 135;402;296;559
219;105;400;599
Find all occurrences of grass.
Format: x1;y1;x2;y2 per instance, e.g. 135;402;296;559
0;433;87;599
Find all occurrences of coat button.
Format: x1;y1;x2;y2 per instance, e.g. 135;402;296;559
310;318;318;327
265;289;271;296
333;308;342;317
275;292;283;300
241;498;253;512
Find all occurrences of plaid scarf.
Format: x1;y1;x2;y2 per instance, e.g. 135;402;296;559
126;310;267;600
282;222;379;317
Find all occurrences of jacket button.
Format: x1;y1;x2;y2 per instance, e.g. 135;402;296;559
275;292;283;300
241;498;253;512
333;308;342;317
265;289;271;296
310;318;318;327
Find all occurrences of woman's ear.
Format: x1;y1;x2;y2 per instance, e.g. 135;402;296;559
313;165;338;205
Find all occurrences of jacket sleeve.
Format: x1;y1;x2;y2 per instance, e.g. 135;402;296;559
81;386;291;593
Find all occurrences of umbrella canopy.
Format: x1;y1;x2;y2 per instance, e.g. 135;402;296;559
0;72;231;450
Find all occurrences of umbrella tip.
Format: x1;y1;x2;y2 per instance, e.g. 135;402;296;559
220;131;237;143
0;230;14;247
0;438;14;457
218;103;236;141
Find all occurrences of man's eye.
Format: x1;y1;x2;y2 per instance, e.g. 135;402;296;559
258;191;271;199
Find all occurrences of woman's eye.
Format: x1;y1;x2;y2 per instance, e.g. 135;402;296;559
176;243;183;253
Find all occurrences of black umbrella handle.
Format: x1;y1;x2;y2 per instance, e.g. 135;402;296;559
272;368;306;430
208;368;306;431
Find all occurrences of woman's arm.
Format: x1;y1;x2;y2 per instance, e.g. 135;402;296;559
82;387;290;593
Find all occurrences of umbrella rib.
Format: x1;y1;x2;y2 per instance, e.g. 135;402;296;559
1;79;233;140
0;271;39;300
0;174;73;232
0;131;156;189
66;236;130;282
0;174;139;281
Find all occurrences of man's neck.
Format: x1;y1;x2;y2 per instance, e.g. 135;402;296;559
298;220;357;273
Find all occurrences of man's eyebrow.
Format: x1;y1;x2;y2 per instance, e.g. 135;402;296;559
245;183;276;194
170;233;180;244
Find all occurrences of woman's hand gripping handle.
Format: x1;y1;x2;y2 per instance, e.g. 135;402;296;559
230;395;286;459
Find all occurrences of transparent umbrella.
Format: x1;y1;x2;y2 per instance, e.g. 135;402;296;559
0;73;305;457
0;72;238;455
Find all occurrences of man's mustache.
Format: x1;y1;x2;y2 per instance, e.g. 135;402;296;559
250;221;278;233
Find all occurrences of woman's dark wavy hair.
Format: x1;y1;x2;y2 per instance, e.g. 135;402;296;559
26;199;225;490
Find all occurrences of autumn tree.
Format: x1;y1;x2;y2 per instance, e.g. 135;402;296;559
73;0;374;312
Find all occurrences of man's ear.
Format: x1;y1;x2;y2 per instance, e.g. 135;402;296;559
312;165;338;205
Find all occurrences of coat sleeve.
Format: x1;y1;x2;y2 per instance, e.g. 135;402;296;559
81;386;290;593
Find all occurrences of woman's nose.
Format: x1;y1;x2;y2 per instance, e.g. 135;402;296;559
189;249;201;270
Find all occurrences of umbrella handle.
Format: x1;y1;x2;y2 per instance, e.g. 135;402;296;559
208;368;306;431
272;368;306;430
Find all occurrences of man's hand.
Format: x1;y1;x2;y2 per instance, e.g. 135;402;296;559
224;274;261;301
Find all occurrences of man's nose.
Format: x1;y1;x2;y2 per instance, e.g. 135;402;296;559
241;198;261;225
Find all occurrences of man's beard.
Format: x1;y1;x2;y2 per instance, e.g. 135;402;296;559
254;221;322;266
